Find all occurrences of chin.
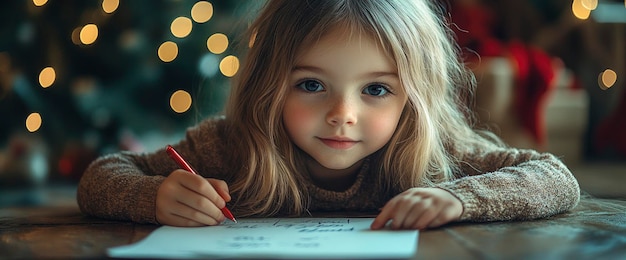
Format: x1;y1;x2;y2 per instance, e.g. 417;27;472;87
316;159;361;170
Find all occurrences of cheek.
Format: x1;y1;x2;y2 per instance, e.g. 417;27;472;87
283;100;317;135
366;116;399;141
364;107;404;143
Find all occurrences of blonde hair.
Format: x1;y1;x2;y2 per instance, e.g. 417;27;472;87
224;0;493;217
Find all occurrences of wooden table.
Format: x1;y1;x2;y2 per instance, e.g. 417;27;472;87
1;198;626;259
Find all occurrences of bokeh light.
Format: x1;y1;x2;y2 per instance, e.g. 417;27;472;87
26;113;42;132
581;0;598;10
71;27;82;45
207;33;228;54
572;0;591;20
198;53;219;77
220;55;239;77
170;90;192;113
191;1;213;23
80;24;99;45
39;67;56;88
158;41;179;62
32;0;48;7
171;17;193;38
102;0;120;14
599;69;618;90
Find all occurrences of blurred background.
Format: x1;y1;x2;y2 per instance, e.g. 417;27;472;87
0;0;625;207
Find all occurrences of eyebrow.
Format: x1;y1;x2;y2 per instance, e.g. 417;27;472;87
292;65;398;78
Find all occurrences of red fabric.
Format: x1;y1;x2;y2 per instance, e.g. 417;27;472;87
508;41;556;146
449;4;503;57
448;2;557;146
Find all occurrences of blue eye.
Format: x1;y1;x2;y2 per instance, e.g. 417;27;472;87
296;80;324;92
363;84;389;96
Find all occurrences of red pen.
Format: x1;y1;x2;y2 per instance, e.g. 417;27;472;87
165;145;237;223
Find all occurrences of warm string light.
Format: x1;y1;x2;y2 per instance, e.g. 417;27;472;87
80;24;99;45
581;0;598;10
160;1;241;113
158;41;179;62
598;69;618;90
191;1;213;23
572;1;622;92
171;17;193;38
170;90;193;113
162;1;238;65
26;113;42;132
207;33;228;54
69;0;117;47
572;0;591;20
32;0;48;7
220;55;239;77
30;0;241;117
102;0;120;14
71;27;82;45
38;67;56;88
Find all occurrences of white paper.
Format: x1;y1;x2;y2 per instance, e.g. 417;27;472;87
108;218;418;259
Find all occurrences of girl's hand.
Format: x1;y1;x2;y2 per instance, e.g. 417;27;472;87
156;170;231;226
370;187;462;230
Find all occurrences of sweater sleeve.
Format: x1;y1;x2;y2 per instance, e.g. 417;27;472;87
436;144;580;222
76;118;231;224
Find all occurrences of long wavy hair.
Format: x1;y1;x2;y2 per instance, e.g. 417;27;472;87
224;0;492;217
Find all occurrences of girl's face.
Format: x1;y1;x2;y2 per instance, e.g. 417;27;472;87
283;27;407;178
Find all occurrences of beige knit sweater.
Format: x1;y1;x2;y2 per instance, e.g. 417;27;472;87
77;118;580;224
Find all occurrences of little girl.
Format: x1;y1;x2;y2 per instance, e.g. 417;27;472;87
77;0;580;230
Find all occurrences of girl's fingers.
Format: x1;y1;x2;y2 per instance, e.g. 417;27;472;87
168;215;206;227
174;184;226;222
371;188;463;230
177;173;226;209
156;199;212;227
207;178;231;202
167;204;214;227
157;190;224;226
169;201;222;226
371;200;396;229
427;206;460;228
401;199;431;229
372;196;413;229
411;204;438;229
389;199;413;230
157;171;234;226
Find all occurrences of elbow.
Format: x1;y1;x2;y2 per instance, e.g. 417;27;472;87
550;153;581;211
567;175;581;210
75;165;93;215
561;167;581;212
75;159;104;216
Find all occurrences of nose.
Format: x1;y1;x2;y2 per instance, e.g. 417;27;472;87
326;98;357;126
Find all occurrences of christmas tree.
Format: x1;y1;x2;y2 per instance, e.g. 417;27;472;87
0;0;259;185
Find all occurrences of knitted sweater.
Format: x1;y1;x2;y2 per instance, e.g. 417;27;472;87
76;117;580;224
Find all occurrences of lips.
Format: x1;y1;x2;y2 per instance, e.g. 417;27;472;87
318;137;359;149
